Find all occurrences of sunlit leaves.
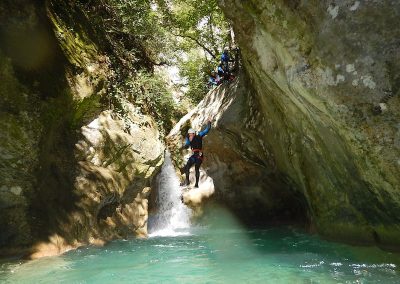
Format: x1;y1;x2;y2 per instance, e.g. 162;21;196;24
155;0;230;103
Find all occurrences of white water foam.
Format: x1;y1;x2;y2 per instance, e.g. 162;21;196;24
148;151;192;237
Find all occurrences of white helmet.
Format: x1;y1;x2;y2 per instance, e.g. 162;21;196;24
224;46;229;51
187;128;195;134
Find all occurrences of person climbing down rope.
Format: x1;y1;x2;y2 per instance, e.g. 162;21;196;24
180;120;212;188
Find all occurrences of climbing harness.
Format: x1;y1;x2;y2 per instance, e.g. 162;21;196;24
191;149;204;161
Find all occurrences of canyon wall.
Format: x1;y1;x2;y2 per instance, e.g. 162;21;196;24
0;0;164;258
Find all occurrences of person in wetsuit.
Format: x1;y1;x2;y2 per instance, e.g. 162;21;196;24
221;46;235;77
208;71;219;88
180;121;212;188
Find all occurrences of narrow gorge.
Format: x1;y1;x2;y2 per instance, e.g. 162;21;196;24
0;0;399;282
170;0;400;250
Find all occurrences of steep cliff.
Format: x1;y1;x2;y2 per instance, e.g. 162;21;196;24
2;0;400;258
168;78;308;224
0;0;165;258
170;1;400;250
221;0;400;249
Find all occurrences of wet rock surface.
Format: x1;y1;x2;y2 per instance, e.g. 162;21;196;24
170;0;400;250
0;0;164;257
168;80;308;225
1;0;400;258
216;0;400;248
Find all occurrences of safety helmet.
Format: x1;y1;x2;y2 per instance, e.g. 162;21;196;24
224;46;229;51
187;128;195;134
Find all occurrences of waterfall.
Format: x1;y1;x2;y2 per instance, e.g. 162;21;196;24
148;151;192;237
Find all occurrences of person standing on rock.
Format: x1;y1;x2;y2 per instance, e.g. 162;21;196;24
180;120;212;188
221;46;231;74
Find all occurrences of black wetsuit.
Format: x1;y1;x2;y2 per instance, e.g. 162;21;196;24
182;122;211;187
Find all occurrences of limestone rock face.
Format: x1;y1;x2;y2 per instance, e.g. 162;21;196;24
0;0;164;257
170;0;400;249
168;81;308;224
216;0;400;248
73;110;163;242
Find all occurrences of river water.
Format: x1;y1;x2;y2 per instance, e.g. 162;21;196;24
0;154;399;283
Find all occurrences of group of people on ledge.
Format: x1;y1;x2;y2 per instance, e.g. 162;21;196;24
208;46;240;88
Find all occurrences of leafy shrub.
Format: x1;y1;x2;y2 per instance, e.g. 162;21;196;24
108;71;184;134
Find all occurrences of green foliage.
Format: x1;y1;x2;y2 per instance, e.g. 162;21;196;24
105;0;167;64
155;0;231;103
82;0;230;127
133;72;184;132
108;71;184;134
157;0;230;59
178;52;211;104
79;0;185;132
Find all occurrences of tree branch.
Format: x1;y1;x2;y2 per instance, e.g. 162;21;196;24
150;60;171;67
172;32;216;59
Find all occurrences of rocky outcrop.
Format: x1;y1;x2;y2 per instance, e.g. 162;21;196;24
73;109;163;240
0;0;164;257
221;0;400;249
168;79;308;224
171;0;400;249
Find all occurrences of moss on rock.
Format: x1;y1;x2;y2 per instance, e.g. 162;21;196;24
0;0;165;258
